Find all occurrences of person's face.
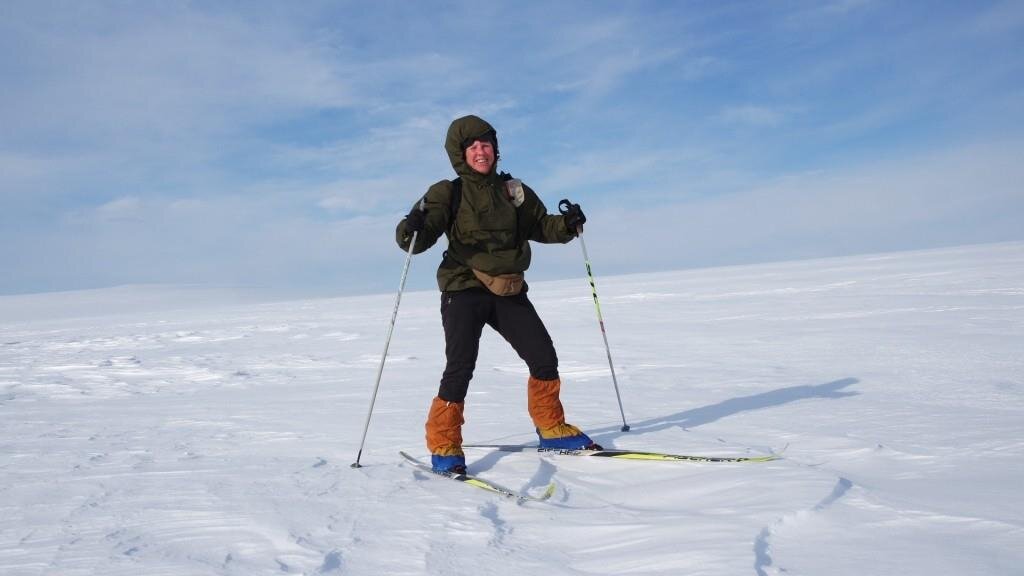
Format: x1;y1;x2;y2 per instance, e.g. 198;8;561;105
464;139;496;174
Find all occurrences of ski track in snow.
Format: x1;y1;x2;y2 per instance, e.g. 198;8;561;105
754;476;855;575
3;242;1024;575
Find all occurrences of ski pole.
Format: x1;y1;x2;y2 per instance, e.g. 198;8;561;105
352;199;425;468
559;199;630;432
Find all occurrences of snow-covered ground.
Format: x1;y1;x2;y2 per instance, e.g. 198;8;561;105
2;242;1023;575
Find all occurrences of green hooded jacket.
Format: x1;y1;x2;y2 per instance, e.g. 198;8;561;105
396;115;577;292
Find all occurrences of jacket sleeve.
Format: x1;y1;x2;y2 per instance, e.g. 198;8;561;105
520;183;576;244
395;180;455;254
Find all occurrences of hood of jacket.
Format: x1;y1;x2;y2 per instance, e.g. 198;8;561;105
445;115;498;181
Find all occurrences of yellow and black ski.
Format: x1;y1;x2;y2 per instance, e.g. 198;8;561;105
399;451;556;502
463;444;780;463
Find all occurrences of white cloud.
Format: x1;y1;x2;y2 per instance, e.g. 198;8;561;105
3;191;407;295
717;105;785;127
576;140;1024;274
95;196;144;222
2;3;1021;296
969;0;1024;35
317;177;428;214
2;6;352;144
534;148;683;200
783;0;876;27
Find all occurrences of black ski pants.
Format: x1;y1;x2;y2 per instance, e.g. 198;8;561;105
438;288;559;403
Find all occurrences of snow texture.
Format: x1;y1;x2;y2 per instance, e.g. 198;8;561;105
2;242;1023;575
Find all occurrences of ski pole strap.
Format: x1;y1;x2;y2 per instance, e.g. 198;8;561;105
558;198;582;236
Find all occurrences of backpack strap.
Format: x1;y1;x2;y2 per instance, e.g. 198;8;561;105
448;177;462;235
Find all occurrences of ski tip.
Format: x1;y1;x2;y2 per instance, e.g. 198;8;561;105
515;481;557;503
402;449;555;503
763;443;789;461
537;481;557;501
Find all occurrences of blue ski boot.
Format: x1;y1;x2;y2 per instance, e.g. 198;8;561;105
430;453;467;475
537;423;602;450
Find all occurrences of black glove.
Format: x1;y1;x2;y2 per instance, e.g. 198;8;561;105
404;205;427;233
558;199;586;233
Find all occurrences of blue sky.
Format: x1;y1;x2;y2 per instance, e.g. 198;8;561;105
2;1;1022;297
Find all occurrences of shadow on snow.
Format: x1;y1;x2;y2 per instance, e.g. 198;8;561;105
597;377;860;440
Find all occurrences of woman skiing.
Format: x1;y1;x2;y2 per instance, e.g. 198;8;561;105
396;115;599;473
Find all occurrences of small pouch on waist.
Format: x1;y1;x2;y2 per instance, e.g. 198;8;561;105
472;269;525;296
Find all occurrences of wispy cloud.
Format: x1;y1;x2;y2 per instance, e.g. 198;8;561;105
1;2;1021;296
566;140;1024;275
2;6;350;142
969;0;1024;35
545;19;684;97
717;105;786;127
95;197;144;222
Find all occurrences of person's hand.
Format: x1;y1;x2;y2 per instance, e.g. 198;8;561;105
558;199;586;233
405;205;427;233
